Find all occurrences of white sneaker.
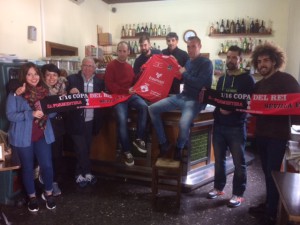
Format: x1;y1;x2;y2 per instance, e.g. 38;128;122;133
228;195;244;208
85;173;97;185
75;174;88;188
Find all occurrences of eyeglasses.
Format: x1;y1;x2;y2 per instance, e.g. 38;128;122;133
82;64;95;68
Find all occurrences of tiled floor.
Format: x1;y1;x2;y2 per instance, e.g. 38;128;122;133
1;149;268;225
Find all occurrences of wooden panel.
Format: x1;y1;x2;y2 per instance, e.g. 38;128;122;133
45;41;78;57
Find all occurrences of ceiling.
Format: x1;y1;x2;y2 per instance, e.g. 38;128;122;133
102;0;165;4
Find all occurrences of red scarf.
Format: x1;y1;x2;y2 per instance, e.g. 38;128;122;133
23;84;49;130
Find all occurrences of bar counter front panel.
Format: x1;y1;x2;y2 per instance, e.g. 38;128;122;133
64;107;249;192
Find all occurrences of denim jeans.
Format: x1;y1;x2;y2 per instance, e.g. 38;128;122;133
115;94;148;152
148;94;203;148
213;124;247;196
256;136;287;219
71;120;93;176
15;138;53;196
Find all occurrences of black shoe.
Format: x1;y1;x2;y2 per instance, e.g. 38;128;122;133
248;203;266;214
133;139;147;153
42;193;56;210
28;197;39;212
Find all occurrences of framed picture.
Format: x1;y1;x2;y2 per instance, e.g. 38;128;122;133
0;143;4;161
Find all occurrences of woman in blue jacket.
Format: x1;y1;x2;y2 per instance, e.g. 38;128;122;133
6;62;56;212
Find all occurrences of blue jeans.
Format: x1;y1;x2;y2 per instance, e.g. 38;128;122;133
115;94;148;152
15;138;53;196
213;124;247;196
256;136;287;219
148;94;203;148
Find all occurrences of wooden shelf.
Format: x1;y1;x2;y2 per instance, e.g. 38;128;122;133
218;52;252;56
121;35;167;39
209;32;272;37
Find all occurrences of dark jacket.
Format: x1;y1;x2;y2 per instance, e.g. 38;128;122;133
66;71;105;135
214;70;255;126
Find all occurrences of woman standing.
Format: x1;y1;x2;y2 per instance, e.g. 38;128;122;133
6;62;56;212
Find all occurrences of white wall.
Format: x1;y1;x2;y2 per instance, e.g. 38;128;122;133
286;0;300;80
108;0;289;60
0;0;110;60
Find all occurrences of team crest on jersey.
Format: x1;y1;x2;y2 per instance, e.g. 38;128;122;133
156;72;162;79
167;65;173;70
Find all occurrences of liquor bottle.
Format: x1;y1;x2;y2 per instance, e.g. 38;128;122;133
132;24;136;37
241;19;245;33
153;24;157;36
250;20;255;33
136;24;141;34
259;20;266;33
162;25;167;36
235;19;241;33
219;19;225;33
216;21;220;33
157;25;162;36
230;20;235;34
153;42;157;49
128;24;132;37
167;25;171;33
125;24;129;36
209;23;215;35
149;23;153;36
121;26;126;37
242;38;247;52
134;41;139;54
254;19;260;33
145;23;149;33
225;20;230;34
141;23;145;33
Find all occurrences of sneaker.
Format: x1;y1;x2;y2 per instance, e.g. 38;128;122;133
41;193;56;210
85;173;97;185
207;188;225;199
123;152;134;166
75;174;88;188
228;195;244;208
248;203;266;214
28;197;39;212
52;182;62;197
133;139;147;153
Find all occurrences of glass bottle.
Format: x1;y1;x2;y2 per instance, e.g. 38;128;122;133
225;20;230;34
230;20;235;34
128;24;132;37
153;24;157;36
250;20;255;33
136;24;141;34
235;19;241;33
149;23;153;36
121;25;126;37
132;24;136;37
259;20;266;33
157;25;162;36
220;19;225;34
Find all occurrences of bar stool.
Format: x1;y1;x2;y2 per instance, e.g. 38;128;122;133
152;157;182;207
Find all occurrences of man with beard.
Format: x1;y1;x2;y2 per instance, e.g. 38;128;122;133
207;46;255;208
162;32;189;94
133;34;161;78
248;43;300;225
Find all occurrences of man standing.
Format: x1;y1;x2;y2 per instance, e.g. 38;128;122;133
133;35;161;77
148;36;213;160
162;32;189;94
105;41;148;166
248;43;300;225
207;46;255;208
66;57;105;187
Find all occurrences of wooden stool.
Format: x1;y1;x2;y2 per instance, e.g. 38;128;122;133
152;157;182;207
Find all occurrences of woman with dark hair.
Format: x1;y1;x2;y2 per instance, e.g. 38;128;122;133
39;63;68;196
6;62;56;212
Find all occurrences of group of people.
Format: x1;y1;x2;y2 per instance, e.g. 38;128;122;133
5;30;298;225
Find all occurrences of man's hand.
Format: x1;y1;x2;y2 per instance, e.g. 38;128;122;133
220;108;232;115
129;87;135;95
33;110;44;118
179;66;186;74
69;88;80;94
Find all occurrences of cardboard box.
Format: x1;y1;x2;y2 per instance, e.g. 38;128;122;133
98;33;112;46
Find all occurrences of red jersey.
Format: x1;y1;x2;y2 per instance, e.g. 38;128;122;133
133;55;181;102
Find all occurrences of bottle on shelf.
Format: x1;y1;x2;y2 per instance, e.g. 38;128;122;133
157;25;162;36
133;41;139;54
149;23;153;36
241;19;245;33
216;21;220;33
250;20;255;33
136;24;141;34
125;24;129;36
254;19;260;33
141;23;145;33
167;25;171;34
162;25;167;36
220;19;225;34
145;23;149;33
225;20;230;34
209;23;215;35
230;20;235;34
132;24;136;37
121;26;126;37
128;24;133;37
259;20;266;33
235;19;241;33
153;24;157;36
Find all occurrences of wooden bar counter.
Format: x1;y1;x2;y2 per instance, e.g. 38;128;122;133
65;106;253;192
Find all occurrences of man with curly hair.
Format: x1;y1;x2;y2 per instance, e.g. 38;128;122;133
248;43;300;225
